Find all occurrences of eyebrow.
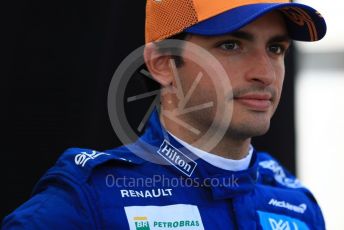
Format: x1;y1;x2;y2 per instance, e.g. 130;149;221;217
228;30;291;44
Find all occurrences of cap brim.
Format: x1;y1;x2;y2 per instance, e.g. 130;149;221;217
185;3;327;42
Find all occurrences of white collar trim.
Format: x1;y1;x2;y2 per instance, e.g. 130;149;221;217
168;132;253;171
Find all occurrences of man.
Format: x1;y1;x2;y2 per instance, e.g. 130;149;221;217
3;0;327;229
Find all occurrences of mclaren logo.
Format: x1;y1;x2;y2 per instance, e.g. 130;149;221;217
157;140;197;177
268;199;307;214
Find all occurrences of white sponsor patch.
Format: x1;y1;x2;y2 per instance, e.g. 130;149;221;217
124;204;204;230
157;140;197;177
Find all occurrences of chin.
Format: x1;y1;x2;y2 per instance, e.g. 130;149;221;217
250;126;270;137
226;120;271;140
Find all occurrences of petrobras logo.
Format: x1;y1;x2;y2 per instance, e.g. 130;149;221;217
125;204;204;230
152;219;201;229
74;150;110;167
259;160;303;189
269;199;307;214
133;216;151;230
157;140;197;177
258;211;309;230
133;216;201;230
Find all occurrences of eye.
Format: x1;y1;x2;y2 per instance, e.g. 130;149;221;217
219;41;240;51
268;44;287;55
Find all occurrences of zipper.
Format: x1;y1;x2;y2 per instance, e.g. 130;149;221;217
228;198;239;230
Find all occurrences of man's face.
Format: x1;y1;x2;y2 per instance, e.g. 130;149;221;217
164;11;290;141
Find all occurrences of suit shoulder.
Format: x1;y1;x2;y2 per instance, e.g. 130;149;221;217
33;146;145;193
256;151;303;189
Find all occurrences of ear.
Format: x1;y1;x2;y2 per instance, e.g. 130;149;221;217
144;42;173;87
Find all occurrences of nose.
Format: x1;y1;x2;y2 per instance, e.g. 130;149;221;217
245;51;276;86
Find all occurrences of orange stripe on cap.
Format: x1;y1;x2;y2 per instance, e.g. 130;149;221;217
281;7;318;41
293;8;318;41
193;0;290;21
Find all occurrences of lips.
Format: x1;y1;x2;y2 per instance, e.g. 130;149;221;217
235;94;272;111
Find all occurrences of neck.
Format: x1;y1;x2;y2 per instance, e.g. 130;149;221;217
161;114;251;160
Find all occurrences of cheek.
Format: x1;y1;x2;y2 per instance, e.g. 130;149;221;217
275;63;285;90
215;52;287;85
215;55;246;85
177;61;217;104
272;64;285;108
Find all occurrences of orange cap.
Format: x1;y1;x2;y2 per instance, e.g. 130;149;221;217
145;0;326;43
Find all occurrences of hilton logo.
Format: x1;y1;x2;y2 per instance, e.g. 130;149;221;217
157;140;197;177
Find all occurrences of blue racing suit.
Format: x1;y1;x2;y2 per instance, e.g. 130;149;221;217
2;111;325;229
